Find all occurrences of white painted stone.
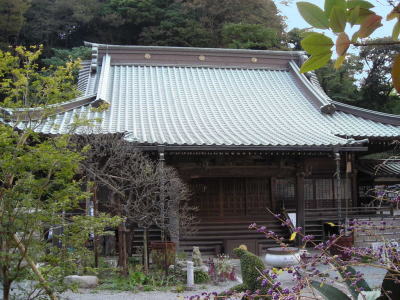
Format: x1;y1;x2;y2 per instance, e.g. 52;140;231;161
186;261;194;289
264;247;301;268
63;275;99;288
357;290;381;300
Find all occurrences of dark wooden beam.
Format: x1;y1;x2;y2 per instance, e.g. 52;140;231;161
134;145;369;152
178;166;296;178
350;154;358;207
296;171;305;237
271;177;277;212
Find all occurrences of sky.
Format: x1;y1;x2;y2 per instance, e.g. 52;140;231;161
276;0;396;39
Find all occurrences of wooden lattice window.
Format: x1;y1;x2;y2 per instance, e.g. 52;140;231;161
276;178;296;209
334;178;352;208
304;179;314;209
190;177;271;218
245;178;271;215
315;178;334;208
190;179;219;217
222;178;246;216
304;177;351;209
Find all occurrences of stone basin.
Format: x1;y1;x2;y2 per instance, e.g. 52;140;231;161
264;247;301;268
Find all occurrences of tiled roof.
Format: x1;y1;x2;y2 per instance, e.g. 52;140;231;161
358;159;400;177
9;44;400;149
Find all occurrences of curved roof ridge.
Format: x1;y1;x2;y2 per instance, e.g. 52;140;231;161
304;68;400;125
331;101;400;125
84;41;305;57
288;61;336;114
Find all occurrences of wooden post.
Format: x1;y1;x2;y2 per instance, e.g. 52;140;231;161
143;228;149;273
350;154;358;208
219;178;224;217
158;147;166;241
296;171;305;239
271;177;277;211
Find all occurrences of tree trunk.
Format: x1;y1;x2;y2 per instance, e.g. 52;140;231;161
3;278;11;300
143;228;149;273
168;202;180;249
117;223;128;276
93;186;99;268
12;234;57;300
116;193;128;276
126;226;134;257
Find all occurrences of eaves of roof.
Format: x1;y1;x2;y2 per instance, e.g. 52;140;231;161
0;94;96;122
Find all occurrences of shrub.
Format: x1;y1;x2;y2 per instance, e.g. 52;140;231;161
194;269;210;284
232;247;267;292
128;256;141;266
176;252;188;261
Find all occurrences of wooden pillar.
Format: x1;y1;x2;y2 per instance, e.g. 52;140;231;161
350;154;358;207
271;177;277;211
296;171;305;233
219;178;224;217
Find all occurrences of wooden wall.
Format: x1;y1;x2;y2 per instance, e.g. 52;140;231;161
167;153;353;218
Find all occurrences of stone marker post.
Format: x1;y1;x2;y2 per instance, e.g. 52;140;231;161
187;261;194;290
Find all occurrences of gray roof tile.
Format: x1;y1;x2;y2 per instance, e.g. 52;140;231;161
22;45;400;148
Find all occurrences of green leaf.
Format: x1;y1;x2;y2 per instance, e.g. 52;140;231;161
330;6;347;32
301;33;334;55
348;5;360;26
300;51;332;73
347;0;374;9
336;266;371;300
297;2;330;29
325;0;346;17
346;266;371;292
311;281;352;300
393;21;400;41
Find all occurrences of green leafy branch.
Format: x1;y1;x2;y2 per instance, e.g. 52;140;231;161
297;0;400;93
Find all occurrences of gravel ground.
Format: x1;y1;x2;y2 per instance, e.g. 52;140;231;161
59;264;387;300
60;280;241;300
2;255;388;300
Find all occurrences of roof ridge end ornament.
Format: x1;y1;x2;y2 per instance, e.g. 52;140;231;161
320;103;336;114
345;138;369;145
90;44;99;73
